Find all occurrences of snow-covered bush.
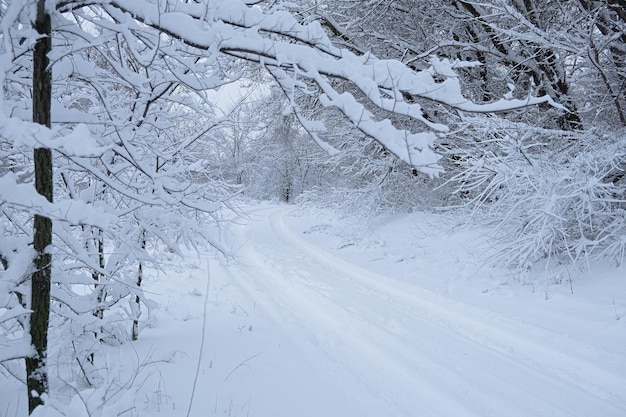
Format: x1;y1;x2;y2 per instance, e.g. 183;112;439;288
297;137;449;215
448;118;626;269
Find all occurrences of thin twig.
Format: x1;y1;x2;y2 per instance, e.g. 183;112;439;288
186;261;212;417
224;351;265;382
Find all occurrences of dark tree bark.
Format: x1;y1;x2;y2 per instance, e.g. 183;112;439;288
132;230;146;341
25;0;52;414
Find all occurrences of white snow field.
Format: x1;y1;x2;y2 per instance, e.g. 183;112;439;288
3;204;626;416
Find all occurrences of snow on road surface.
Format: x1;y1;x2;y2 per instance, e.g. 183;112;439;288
145;204;624;417
10;204;619;417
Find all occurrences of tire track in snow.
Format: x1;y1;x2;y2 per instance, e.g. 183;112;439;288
269;210;626;393
233;235;477;417
229;206;626;417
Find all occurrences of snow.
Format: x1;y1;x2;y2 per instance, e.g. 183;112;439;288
3;203;625;416
0;173;117;227
102;0;561;174
0;115;111;156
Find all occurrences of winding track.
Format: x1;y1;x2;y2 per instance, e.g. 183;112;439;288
224;206;626;417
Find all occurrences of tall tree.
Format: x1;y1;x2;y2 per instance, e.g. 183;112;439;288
25;0;52;412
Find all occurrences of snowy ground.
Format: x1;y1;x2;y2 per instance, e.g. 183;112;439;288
4;203;626;416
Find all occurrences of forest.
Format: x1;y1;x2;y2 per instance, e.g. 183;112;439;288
1;1;625;416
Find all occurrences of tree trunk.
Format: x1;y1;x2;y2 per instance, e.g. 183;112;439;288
132;230;146;341
26;1;52;414
92;227;105;320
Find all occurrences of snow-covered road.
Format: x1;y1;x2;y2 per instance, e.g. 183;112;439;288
3;206;622;417
202;205;625;417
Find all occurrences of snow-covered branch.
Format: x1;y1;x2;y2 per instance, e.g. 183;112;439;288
97;0;558;171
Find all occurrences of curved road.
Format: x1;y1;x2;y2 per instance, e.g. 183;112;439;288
218;205;625;417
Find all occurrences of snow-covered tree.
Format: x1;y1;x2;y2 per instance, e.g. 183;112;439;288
0;0;561;414
290;0;626;267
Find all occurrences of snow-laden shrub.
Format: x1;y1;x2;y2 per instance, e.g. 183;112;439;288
447;118;626;269
296;143;448;216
